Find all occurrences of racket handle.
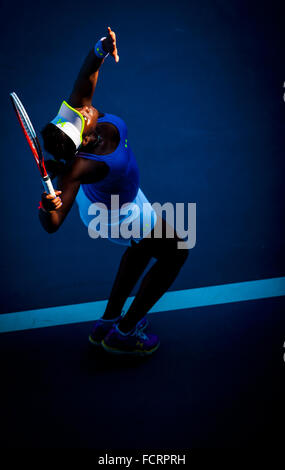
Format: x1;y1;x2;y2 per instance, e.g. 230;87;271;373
42;176;56;197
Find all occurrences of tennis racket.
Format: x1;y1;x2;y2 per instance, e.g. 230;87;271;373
10;91;56;197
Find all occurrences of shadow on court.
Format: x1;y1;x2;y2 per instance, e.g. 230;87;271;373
1;296;284;449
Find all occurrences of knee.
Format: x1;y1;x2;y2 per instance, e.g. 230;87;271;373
159;237;189;266
174;240;189;266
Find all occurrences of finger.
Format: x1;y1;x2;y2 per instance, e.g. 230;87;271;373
108;27;116;39
46;192;61;200
114;48;119;62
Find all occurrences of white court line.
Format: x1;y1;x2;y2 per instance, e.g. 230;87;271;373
0;276;285;333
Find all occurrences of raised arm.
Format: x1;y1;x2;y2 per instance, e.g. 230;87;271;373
69;26;119;108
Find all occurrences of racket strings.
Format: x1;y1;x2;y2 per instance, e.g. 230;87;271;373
10;92;47;177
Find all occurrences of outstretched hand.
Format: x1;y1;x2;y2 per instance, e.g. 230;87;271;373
102;26;119;63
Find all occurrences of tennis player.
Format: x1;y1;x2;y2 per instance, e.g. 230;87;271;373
39;27;189;356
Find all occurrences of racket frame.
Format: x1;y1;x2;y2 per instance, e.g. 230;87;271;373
10;92;56;197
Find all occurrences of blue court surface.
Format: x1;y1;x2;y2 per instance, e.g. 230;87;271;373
0;0;284;450
0;295;284;448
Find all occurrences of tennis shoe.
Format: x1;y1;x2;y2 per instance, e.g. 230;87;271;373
102;323;160;356
88;314;149;346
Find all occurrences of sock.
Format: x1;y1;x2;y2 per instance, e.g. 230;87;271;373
100;315;121;322
116;324;136;336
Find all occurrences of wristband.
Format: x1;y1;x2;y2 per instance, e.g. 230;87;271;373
94;37;109;59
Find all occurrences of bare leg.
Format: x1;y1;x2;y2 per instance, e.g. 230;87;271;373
102;241;153;320
117;215;189;332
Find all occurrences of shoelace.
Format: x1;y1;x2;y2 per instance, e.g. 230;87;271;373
119;310;147;338
134;328;148;340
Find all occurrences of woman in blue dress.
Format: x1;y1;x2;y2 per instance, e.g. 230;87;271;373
40;27;189;356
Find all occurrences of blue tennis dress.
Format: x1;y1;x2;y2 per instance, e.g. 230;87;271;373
75;112;157;246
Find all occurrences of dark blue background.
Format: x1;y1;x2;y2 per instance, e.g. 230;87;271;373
1;0;284;314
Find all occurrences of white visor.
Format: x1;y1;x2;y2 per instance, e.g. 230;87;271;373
50;101;85;149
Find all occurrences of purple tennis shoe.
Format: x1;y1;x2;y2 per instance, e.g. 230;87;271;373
88;313;149;346
102;323;160;356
